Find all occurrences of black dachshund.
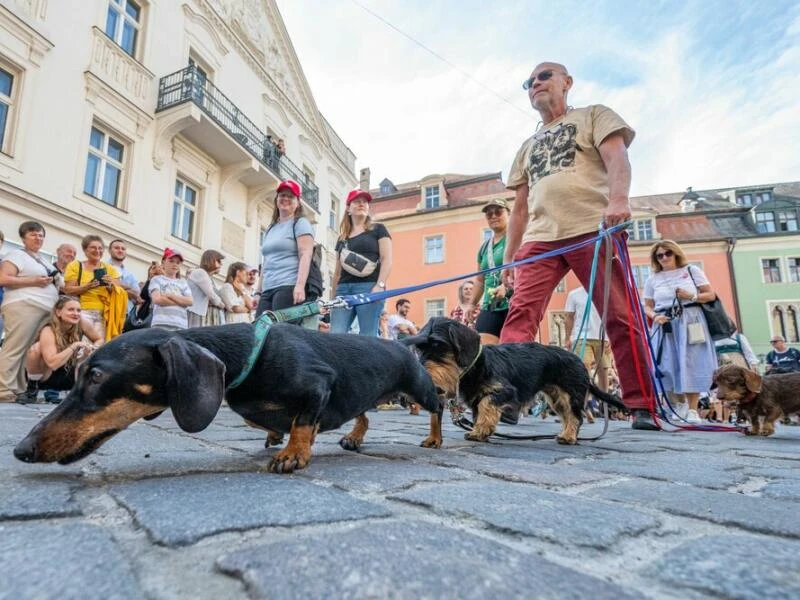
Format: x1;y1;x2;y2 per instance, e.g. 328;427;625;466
402;317;625;444
14;324;442;473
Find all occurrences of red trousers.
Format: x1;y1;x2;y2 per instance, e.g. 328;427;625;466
499;232;653;410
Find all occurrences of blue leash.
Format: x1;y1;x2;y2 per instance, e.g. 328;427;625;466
337;222;631;309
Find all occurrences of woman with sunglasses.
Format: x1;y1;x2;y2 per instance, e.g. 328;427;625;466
473;199;512;345
643;240;718;424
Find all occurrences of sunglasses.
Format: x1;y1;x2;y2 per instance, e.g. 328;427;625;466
484;207;505;217
770;340;782;344
522;70;560;90
655;250;674;260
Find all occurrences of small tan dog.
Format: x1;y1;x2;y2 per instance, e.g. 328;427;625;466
711;365;800;436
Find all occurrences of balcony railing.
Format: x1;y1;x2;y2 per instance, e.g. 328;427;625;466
156;66;319;211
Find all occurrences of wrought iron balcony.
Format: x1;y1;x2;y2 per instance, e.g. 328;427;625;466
156;66;319;211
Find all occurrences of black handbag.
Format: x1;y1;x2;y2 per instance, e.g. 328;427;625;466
123;301;152;333
290;219;324;298
687;266;736;341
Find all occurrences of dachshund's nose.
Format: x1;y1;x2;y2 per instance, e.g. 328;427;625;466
14;435;38;463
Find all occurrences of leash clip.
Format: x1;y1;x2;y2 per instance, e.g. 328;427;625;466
319;297;349;310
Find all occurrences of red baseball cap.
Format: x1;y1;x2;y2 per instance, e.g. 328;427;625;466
276;179;302;198
162;247;184;262
346;189;373;205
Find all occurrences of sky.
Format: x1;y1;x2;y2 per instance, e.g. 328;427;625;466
276;0;800;196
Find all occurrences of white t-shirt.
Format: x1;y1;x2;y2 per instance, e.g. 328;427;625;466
643;265;709;311
565;287;603;341
219;282;251;324
149;276;192;329
388;314;415;340
1;249;59;310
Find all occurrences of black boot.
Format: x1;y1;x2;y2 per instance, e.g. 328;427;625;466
15;379;40;404
631;409;659;431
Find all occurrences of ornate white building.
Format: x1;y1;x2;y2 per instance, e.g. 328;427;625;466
0;0;356;281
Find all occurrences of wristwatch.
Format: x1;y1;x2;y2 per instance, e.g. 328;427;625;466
377;281;386;289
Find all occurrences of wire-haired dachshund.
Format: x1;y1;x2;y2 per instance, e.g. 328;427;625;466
711;364;800;436
402;317;626;444
13;324;442;473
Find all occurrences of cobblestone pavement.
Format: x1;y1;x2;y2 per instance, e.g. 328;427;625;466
2;402;799;600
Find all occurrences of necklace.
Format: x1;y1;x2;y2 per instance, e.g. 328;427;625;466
535;105;574;133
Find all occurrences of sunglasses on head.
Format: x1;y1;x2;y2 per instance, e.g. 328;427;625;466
522;70;560;90
655;250;674;260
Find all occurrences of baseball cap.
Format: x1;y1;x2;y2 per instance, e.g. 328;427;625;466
346;189;373;205
276;179;302;198
770;335;785;343
247;265;259;273
162;247;184;262
482;198;509;213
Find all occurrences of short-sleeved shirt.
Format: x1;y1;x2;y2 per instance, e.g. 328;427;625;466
507;105;635;243
63;260;121;310
0;249;59;310
335;223;391;284
219;282;251;324
565;287;603;341
388;314;415;340
113;262;140;312
477;236;509;311
148;275;192;329
643;266;708;311
261;217;315;291
766;347;800;372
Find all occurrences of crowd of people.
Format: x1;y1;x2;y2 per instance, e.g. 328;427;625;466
1;60;795;433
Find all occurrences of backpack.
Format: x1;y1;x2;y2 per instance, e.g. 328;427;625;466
290;218;324;298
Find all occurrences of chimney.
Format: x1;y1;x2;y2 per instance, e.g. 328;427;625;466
680;186;699;213
359;167;370;191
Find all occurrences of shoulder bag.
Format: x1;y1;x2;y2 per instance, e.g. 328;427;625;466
687;266;736;341
291;219;324;297
338;230;379;278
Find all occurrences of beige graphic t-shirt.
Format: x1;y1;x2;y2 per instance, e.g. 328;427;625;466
507;104;634;243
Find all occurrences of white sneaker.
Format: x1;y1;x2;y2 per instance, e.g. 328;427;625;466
685;409;702;424
673;401;689;420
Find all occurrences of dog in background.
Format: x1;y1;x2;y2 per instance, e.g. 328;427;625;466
14;324;442;473
402;317;626;444
711;364;800;436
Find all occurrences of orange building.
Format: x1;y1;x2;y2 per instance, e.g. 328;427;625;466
369;172;737;343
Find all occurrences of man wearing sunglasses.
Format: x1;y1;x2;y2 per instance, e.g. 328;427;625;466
500;62;657;430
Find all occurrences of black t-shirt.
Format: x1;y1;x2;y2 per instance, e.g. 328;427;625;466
335;223;391;284
766;347;800;372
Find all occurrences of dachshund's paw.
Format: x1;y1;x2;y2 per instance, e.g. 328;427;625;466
268;450;311;474
759;429;775;437
420;436;442;448
464;431;490;442
556;434;578;445
744;429;759;436
339;435;362;452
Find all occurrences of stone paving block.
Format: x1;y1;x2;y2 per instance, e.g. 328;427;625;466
1;522;143;599
99;422;214;453
586;479;800;538
392;481;659;548
426;452;609;487
643;534;800;600
0;477;81;520
761;480;800;502
305;455;468;492
216;520;644;600
83;448;257;481
578;451;748;489
464;441;605;463
110;472;391;546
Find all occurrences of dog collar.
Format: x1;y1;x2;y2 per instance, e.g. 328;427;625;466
458;345;483;380
740;389;758;404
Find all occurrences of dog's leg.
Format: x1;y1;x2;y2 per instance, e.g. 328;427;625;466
269;421;320;473
421;411;443;448
745;409;761;436
266;430;285;447
465;396;500;442
545;385;581;445
339;414;369;452
760;407;782;437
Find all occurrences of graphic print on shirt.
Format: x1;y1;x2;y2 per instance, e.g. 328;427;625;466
527;122;578;184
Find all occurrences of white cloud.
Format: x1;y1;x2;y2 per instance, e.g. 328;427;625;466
278;1;800;196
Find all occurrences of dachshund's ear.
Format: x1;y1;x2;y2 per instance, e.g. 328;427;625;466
447;322;480;368
743;368;762;396
157;337;226;432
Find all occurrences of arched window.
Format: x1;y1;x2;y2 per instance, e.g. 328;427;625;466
772;306;786;340
788;306;800;343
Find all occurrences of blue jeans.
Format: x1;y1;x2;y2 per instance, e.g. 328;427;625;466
330;281;384;336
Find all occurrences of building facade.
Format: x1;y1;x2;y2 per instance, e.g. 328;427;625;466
0;0;356;283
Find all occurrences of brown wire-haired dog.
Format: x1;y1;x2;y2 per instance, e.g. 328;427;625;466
402;318;625;444
711;365;800;436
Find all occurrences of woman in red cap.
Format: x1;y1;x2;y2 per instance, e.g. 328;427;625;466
330;189;392;336
256;179;318;327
